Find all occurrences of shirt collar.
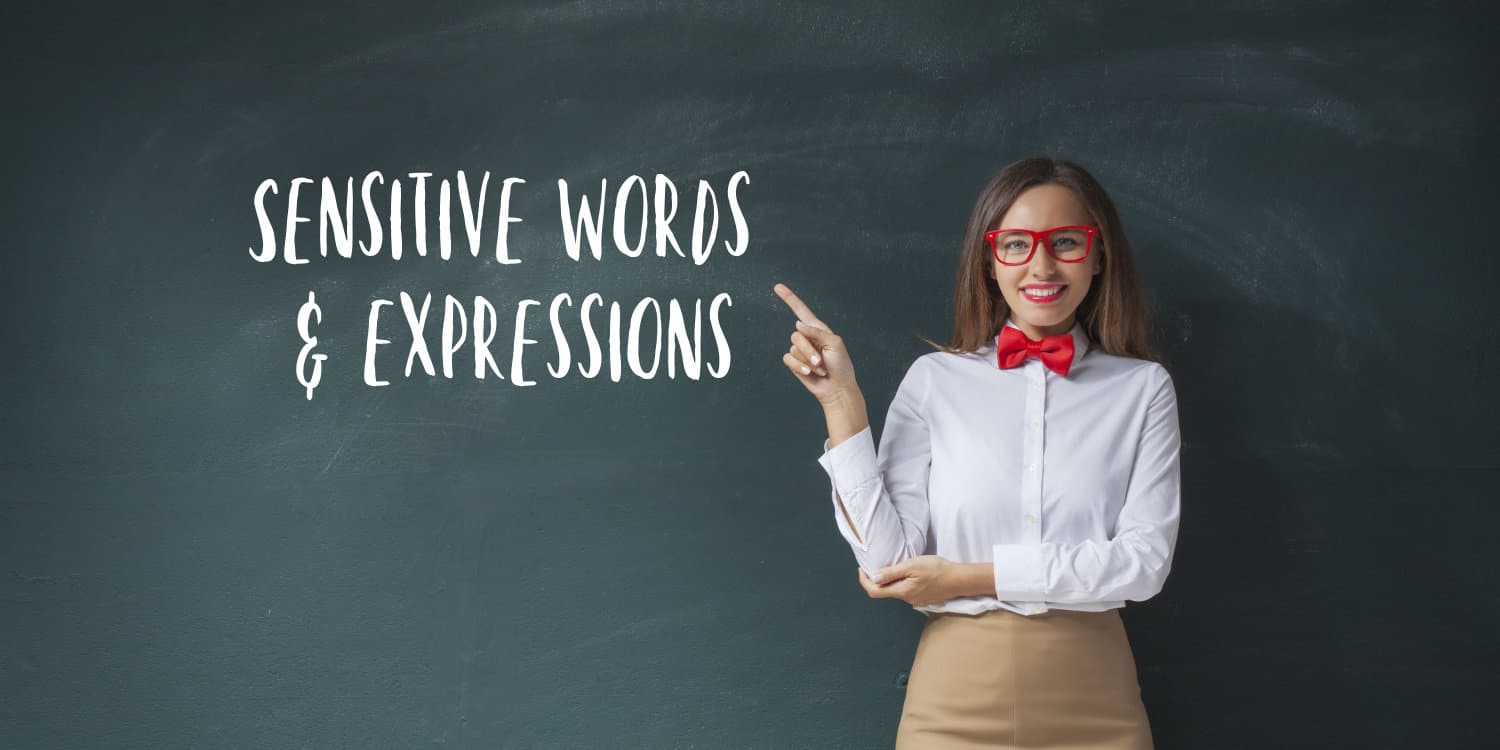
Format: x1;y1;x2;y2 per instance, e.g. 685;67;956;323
988;316;1091;366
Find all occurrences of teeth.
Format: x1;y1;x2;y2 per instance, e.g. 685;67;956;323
1024;287;1063;297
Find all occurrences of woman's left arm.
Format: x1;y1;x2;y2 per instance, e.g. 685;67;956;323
989;366;1183;604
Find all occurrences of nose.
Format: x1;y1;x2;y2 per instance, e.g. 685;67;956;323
1028;239;1059;272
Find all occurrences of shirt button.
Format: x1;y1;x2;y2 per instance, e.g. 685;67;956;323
1031;419;1040;428
1027;463;1036;472
1025;513;1037;523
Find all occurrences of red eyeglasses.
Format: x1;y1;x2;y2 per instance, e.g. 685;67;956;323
984;225;1100;265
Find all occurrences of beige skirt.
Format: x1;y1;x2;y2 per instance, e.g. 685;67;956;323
895;607;1154;749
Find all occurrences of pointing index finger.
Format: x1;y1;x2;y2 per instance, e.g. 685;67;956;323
773;283;830;331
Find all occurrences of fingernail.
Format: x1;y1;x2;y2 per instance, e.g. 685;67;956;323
796;321;807;329
816;367;827;376
811;354;820;365
801;366;810;374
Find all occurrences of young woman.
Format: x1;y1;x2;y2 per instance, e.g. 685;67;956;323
775;156;1181;749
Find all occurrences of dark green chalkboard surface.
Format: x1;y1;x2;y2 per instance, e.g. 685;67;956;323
3;1;1495;747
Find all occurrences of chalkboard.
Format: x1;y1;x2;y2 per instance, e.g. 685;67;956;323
3;1;1494;747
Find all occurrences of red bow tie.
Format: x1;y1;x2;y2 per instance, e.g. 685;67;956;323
996;326;1075;376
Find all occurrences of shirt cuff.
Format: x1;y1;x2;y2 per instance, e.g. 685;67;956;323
992;543;1048;601
816;424;879;498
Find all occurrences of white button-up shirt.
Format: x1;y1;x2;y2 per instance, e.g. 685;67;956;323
817;317;1182;616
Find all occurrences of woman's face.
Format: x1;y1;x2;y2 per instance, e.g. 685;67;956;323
989;183;1104;339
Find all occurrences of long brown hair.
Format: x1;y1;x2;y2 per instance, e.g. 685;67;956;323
916;156;1165;364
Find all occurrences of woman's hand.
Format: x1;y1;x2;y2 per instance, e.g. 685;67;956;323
773;282;859;407
857;556;970;607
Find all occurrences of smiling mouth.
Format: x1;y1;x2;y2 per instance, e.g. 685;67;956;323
1021;285;1067;302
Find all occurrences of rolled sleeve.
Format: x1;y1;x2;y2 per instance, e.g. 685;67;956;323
991;543;1048;601
814;357;934;572
817;425;879;501
817;426;880;551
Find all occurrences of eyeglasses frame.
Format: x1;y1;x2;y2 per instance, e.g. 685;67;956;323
984;225;1101;266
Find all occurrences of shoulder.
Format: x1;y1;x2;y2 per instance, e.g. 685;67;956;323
1084;347;1171;379
1083;349;1176;400
906;347;992;381
894;351;941;391
892;348;979;400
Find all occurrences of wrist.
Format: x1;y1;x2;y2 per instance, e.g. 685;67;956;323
959;561;995;598
820;389;869;448
818;385;864;414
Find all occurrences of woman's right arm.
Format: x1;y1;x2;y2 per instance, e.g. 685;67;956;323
774;283;932;575
814;361;932;574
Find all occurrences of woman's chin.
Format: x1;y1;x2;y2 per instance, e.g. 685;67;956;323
1010;304;1077;331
